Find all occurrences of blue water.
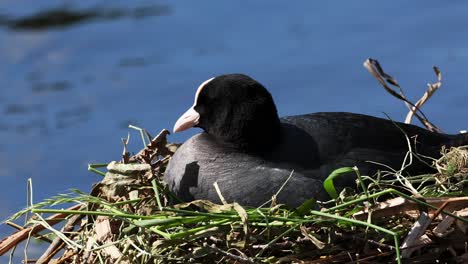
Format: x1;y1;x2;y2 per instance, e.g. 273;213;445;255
1;0;468;259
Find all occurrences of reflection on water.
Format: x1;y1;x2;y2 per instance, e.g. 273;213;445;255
0;4;172;31
2;104;93;133
56;105;93;129
15;118;48;134
118;57;150;68
6;9;96;30
4;103;45;114
0;2;173;145
32;80;71;93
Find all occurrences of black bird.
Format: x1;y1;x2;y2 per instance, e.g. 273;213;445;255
165;74;467;207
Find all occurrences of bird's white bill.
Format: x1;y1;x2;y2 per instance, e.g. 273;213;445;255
173;107;200;132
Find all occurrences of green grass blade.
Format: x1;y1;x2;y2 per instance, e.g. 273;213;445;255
323;167;355;199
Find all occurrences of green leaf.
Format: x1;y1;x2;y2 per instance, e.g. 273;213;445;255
323;167;356;199
293;198;316;216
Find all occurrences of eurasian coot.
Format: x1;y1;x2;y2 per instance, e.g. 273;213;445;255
165;74;467;207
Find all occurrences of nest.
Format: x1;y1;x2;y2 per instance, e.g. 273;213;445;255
436;146;468;176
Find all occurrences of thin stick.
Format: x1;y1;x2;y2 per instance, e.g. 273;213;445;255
0;204;83;256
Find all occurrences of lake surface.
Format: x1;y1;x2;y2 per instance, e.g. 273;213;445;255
1;0;468;259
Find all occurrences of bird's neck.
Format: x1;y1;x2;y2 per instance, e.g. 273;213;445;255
213;117;282;153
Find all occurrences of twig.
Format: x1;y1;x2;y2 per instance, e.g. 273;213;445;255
0;204;83;256
203;243;255;264
338;233;395;250
213;181;228;205
405;66;442;124
128;129;171;164
257;170;294;208
37;213;84;264
121;133;130;163
4;222;53;244
363;58;442;132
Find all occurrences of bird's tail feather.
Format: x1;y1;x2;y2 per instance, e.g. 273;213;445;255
450;132;468;147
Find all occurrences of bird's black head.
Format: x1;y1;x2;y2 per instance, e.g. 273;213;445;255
174;74;281;152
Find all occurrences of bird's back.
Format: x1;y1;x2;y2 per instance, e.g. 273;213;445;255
278;112;457;186
165;112;464;206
